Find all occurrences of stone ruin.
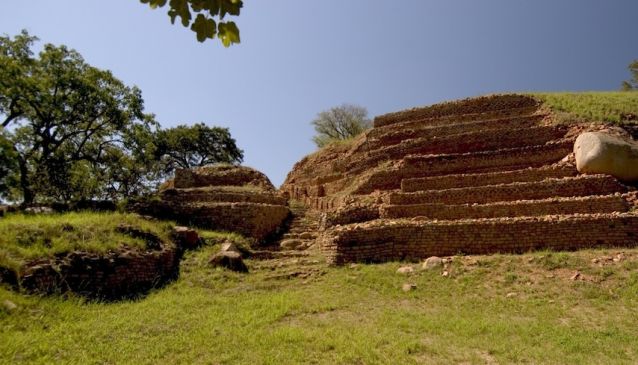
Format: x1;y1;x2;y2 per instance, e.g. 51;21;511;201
137;164;290;242
281;94;638;264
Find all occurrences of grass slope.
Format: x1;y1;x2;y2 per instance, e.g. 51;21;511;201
530;91;638;124
0;212;174;270
2;243;638;364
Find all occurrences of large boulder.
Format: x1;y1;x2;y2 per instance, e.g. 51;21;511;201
209;251;248;272
574;132;638;182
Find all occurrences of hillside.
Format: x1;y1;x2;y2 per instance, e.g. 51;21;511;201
2;242;638;364
2;92;638;363
282;93;638;264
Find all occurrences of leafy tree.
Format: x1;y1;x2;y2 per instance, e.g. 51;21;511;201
311;104;372;148
155;123;243;172
140;0;242;45
0;129;18;199
0;31;158;205
621;60;638;91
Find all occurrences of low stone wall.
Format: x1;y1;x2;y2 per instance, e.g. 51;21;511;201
173;166;275;191
380;195;629;220
403;140;573;171
373;94;539;128
366;114;544;148
19;244;181;299
401;165;577;192
161;188;287;205
386;175;627;205
351;126;566;172
320;214;638;264
353;141;573;194
174;203;290;242
323;204;380;228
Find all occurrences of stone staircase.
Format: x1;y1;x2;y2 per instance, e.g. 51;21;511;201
281;94;638;264
276;202;321;251
249;202;327;279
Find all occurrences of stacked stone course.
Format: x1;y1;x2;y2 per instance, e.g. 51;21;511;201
137;165;289;242
20;237;181;299
321;214;638;264
280;94;638;264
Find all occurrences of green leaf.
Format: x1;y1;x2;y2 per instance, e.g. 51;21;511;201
191;14;217;42
168;0;191;26
217;21;240;47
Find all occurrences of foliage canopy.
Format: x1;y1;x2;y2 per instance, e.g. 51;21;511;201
311;104;372;148
621;60;638;91
0;31;244;205
140;0;242;46
155;123;243;172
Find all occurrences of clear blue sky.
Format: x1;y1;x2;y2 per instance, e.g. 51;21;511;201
1;1;637;186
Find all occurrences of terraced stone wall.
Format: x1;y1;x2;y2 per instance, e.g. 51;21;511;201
352;142;573;194
380;195;629;220
386;175;627;205
401;166;577;192
321;214;638;264
373;94;540;128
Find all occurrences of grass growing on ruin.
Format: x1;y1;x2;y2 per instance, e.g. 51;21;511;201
530;91;638;124
0;212;173;270
2;242;638;364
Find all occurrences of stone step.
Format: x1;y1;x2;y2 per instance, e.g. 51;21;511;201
364;114;546;151
161;188;287;205
347;126;566;173
385;175;627;205
373;95;539;128
380;194;629;220
401;164;577;192
283;232;318;240
320;213;638;264
153;202;290;242
352;140;573;194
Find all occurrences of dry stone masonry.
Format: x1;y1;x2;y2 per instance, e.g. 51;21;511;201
136;165;290;243
281;94;638;264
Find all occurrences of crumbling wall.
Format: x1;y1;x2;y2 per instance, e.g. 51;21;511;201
19;243;181;299
380;195;629;220
320;214;638;264
373;94;539;128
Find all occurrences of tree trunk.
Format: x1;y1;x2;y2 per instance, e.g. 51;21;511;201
18;158;34;207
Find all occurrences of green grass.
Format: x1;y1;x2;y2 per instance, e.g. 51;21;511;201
2;245;638;364
530;91;638;124
0;212;174;271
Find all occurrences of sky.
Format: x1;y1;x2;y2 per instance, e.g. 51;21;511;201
1;0;637;186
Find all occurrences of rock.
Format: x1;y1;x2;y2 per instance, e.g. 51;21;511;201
422;256;443;270
2;299;17;312
280;239;304;250
209;251;248;272
402;283;417;292
24;206;54;214
298;232;315;240
441;271;449;277
396;266;414;274
220;241;241;255
574;132;638;182
171;226;201;249
506;292;517;298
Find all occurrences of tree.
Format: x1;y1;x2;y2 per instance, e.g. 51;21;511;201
0;31;158;205
621;60;638;90
311;104;372;148
155;123;243;172
140;0;242;46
